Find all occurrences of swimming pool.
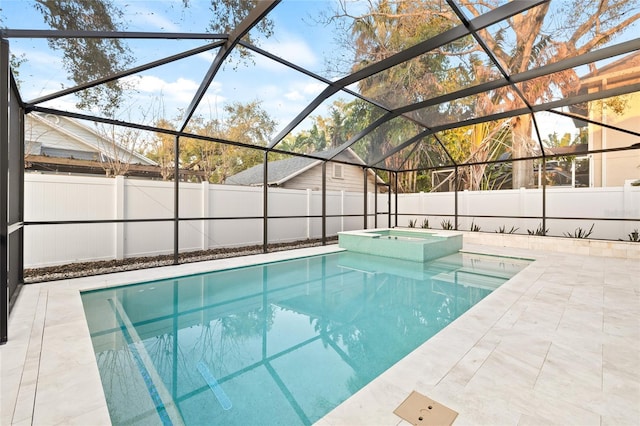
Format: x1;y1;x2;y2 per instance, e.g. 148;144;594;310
81;251;530;425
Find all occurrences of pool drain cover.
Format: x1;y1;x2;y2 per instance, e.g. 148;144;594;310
393;390;458;425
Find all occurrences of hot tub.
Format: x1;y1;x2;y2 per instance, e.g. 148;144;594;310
337;228;463;262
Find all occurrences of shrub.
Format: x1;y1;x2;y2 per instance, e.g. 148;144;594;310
440;219;454;230
496;225;519;234
527;224;548;236
563;224;594;239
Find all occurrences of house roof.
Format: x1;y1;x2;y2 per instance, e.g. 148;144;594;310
27;112;157;166
580;50;640;88
225;148;383;186
226;155;317;186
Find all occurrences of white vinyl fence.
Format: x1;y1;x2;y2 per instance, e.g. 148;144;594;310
24;174;375;267
395;183;640;241
24;174;639;267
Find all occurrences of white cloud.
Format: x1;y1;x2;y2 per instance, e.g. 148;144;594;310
123;74;223;105
258;36;319;71
284;81;325;101
196;51;218;64
284;91;305;102
39;97;82;114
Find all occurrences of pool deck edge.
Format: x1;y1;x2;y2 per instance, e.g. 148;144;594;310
2;242;639;425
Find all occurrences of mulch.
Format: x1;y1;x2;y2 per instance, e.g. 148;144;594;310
23;237;338;283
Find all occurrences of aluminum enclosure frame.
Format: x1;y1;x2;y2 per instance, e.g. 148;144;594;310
1;1;640;343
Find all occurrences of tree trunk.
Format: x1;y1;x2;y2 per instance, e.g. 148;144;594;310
511;116;535;189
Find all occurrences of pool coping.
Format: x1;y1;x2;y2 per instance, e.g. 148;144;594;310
2;239;639;425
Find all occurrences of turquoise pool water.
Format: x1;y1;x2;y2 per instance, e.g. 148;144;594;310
366;229;441;240
81;251;530;425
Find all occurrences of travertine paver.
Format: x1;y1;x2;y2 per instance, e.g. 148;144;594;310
1;243;638;425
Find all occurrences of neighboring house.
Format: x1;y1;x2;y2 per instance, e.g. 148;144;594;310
225;148;386;192
25;112;158;177
577;51;640;187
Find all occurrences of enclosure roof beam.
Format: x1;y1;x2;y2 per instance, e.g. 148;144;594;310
267;0;544;151
26;105;364;169
26;40;225;106
386;80;640;171
369;129;432;170
238;40;393;113
178;0;280;133
391;39;640;125
548;110;640;139
358;39;640;169
28;105;270;152
368;129;433;169
531;82;640;115
336;0;547;88
0;29;227;40
324;111;399;161
399;142;640;173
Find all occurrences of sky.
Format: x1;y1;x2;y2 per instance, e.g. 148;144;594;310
1;0;349;135
2;0;638;144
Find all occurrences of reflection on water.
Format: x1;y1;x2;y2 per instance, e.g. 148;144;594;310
82;251;529;425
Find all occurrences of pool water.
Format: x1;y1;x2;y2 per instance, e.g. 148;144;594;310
81;251;530;425
367;229;440;239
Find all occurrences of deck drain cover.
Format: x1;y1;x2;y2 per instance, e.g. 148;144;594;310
393;390;458;426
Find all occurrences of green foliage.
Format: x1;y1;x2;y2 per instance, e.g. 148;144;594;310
627;229;639;242
33;0;133;117
322;0;638;191
420;218;429;229
563;224;594;239
496;225;519;234
29;0;276;116
527;224;548;236
408;219;416;228
145;101;275;183
440;219;453;230
9;53;26;88
203;0;274;43
469;220;481;232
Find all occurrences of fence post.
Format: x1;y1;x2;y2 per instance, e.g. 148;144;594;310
115;175;125;260
341;190;345;232
202;180;209;250
394;172;398;227
306;188;311;239
623;180;636;237
454;166;459;230
363;167;368;229
463;189;469;231
173;135;180;265
542;157;547;235
518;186;527;233
322;162;326;244
263;151;268;253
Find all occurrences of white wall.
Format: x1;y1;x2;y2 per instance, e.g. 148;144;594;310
24;174;640;267
394;183;640;240
23;174;370;267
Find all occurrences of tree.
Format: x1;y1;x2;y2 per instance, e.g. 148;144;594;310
33;0;134;117
147;100;276;183
145;119;176;181
28;0;275;116
324;0;640;189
